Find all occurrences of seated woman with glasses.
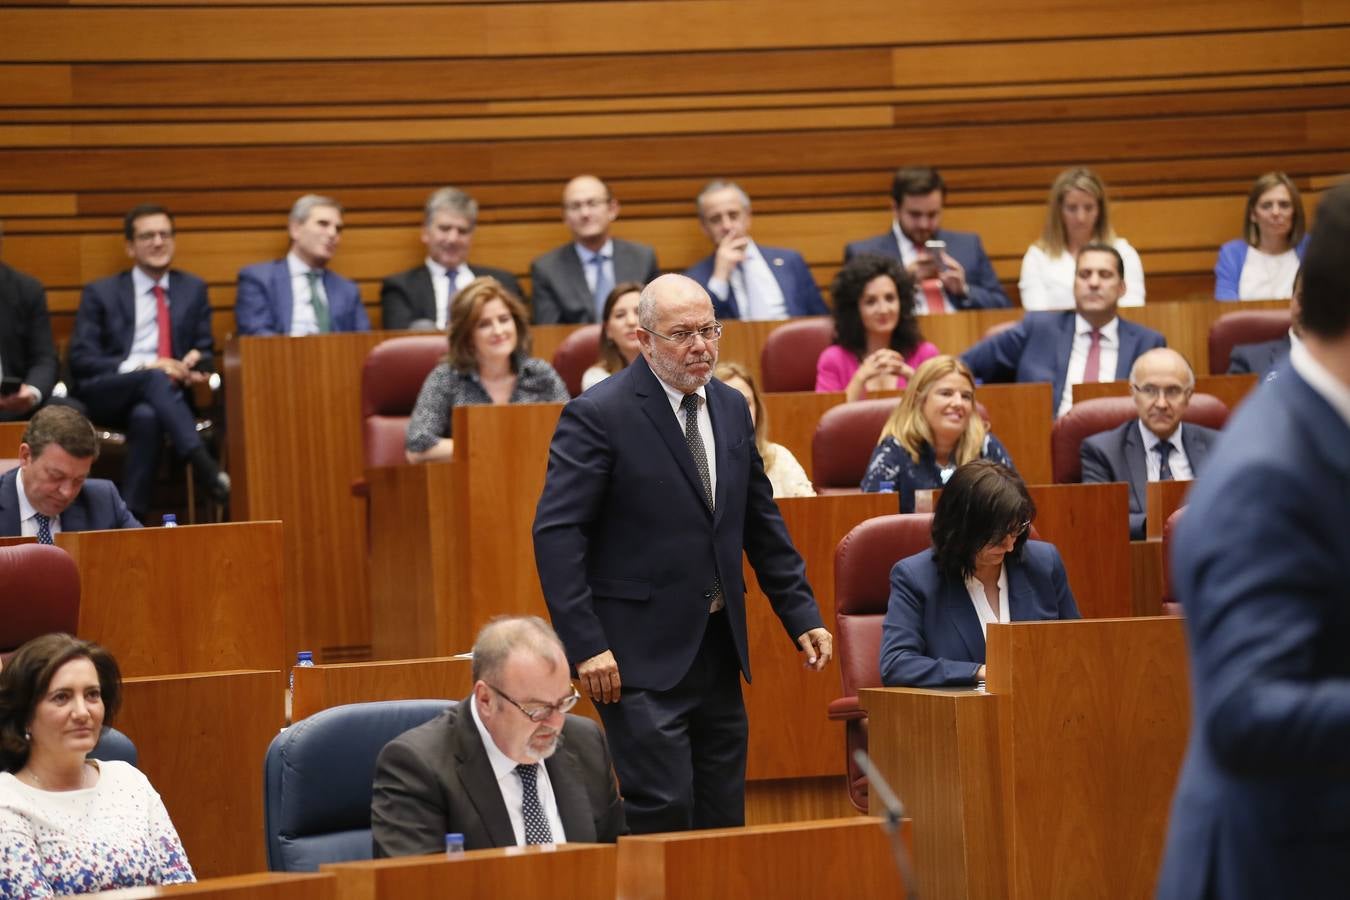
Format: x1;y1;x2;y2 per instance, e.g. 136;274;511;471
880;460;1080;687
816;254;939;401
406;277;570;463
860;355;1014;510
0;634;195;894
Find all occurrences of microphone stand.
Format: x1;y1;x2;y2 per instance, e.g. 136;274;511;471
853;748;920;900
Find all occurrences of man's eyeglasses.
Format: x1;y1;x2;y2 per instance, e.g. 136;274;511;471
487;683;580;723
643;323;723;346
563;198;610;213
133;230;174;243
1131;383;1190;402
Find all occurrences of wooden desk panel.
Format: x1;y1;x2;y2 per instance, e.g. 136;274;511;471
323;843;615;900
1024;483;1132;619
92;872;334;899
59;522;286;677
760;391;846;485
1146;479;1191;540
290;656;473;721
1072;372;1258;412
119;670;285;879
0;421;24;457
977;382;1053;486
743;493;897;780
617;817;911;900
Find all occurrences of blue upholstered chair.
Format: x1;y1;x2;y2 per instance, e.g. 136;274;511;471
89;726;138;767
263;699;453;872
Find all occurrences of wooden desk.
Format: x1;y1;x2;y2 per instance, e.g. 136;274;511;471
0;421;24;457
1073;372;1259;411
977;382;1053;486
120;669;285;879
617;817;911;899
761;390;847;486
290;656;473;721
57;521;286;677
1145;479;1191;540
92;872;334;899
322;843;615;900
862;617;1189;900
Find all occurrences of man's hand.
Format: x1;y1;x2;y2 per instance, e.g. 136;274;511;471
578;649;622;704
149;357;192;383
937;251;968;297
711;233;750;282
0;385;37;414
796;628;833;671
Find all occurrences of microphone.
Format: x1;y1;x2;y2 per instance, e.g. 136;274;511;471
853;748;920;900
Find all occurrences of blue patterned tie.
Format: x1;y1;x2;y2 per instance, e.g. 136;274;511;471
590;253;612;322
515;763;554;845
34;513;53;545
1157;442;1174;481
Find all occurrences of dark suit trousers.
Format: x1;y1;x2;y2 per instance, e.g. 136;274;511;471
79;369;202;515
595;609;748;834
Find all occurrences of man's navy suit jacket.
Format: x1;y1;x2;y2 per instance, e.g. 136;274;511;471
235;259;369;336
1157;362;1350;899
843;227;1010;309
1080;419;1219;539
683;245;827;320
960;311;1167;412
0;467;141;535
1226;334;1291;377
68;269;214;388
532;355;822;692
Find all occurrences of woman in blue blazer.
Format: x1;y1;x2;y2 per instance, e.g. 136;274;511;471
1215;172;1309;300
880;460;1080;687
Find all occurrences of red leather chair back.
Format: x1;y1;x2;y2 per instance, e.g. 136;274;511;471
1161;506;1185;616
811;399;897;493
360;336;448;468
0;544;80;655
1207;309;1291;374
759;318;834;393
1051;394;1230;484
551;324;603;397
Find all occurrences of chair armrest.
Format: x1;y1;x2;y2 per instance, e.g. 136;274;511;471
828;697;866;721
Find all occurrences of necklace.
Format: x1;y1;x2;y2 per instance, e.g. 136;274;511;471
19;761;94;790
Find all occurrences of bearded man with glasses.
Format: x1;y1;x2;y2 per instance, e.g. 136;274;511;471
371;616;626;855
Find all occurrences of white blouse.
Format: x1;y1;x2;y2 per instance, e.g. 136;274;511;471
1018;237;1146;310
1237;247;1300;301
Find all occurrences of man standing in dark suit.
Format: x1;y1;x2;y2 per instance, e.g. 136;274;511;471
1080;348;1219;539
68;204;228;519
0;222;60;422
235;194;370;336
380;187;524;330
961;243;1166;416
371;616;625;855
844;166;1010;311
533;273;833;833
529;175;660;325
1156;182;1350;900
0;405;140;539
683;180;827;321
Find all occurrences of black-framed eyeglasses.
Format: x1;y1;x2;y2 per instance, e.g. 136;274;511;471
643;323;723;346
487;683;580;722
1009;520;1031;539
1131;383;1190;402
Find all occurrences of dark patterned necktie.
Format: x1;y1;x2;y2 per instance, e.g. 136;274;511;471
305;270;331;333
34;513;53;545
1157;441;1174;481
515;763;554;845
680;393;713;509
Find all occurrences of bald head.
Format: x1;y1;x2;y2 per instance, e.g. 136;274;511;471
636;274;718;393
562;175;617;249
1130;348;1195;440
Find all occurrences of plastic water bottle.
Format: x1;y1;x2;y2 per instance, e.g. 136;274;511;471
289;650;315;694
162;514;178;528
877;481;896;493
445;833;465;857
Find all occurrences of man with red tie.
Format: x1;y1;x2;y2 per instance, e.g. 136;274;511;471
67;204;228;520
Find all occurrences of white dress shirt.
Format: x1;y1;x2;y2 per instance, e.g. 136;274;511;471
15;468;62;539
705;239;788;320
286;252;323;337
1238;247;1301;301
1018;237;1146;311
1139;421;1195;482
119;266;172;372
1291;340;1350;429
964;565;1010;638
1058;315;1121;417
425;259;476;329
893;223;955;314
469;696;566;846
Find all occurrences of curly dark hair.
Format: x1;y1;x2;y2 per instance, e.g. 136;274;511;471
829;254;924;361
931;460;1036;583
0;634;122;773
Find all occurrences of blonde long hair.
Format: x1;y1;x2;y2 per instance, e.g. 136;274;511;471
877;355;987;465
714;361;776;469
1035;167;1117;257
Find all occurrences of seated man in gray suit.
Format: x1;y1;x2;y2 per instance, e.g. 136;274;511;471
381;187;524;330
371;616;626;855
1229;270;1301;378
1080;348;1219;539
0;405;140;540
529;175;660;324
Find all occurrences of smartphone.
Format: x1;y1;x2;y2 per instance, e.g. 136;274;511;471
923;240;948;270
0;376;22;396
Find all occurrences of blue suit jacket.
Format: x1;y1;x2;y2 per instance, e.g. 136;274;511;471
234;259;369;336
68;269;214;388
683;245;827;319
843;228;1010;309
1157;362;1350;899
0;467;141;535
532;355;823;692
879;541;1080;687
1080;419;1219;539
1227;334;1290;377
960;311;1167;413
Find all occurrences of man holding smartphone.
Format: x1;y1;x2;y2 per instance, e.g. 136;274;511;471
67;204;228;520
0;221;60;422
844;166;1010;312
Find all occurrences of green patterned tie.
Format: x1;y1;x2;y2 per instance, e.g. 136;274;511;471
306;270;331;334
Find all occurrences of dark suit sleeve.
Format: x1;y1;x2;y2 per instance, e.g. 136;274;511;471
530;259;564;325
791;254;828;316
879;559;982;687
1043;544;1081;619
347;285;372;333
187;279;214;370
957;236;1010;309
10;274;58;398
960;321;1029;384
641;246;660;284
495;271;525;304
380;276;417;331
68;284;127;381
371;738;450;858
1226;347;1255;375
1079;436;1144;538
234;267;278;336
573;717;628;842
111;487;142;529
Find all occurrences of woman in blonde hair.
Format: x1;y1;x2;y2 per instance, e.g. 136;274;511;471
1018;167;1145;310
715;361;814;498
860;355;1014;512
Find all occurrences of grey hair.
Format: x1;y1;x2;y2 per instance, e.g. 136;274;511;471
471;616;566;684
424;187;479;228
1130;347;1195;389
289;193;342;224
697;180;751;218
